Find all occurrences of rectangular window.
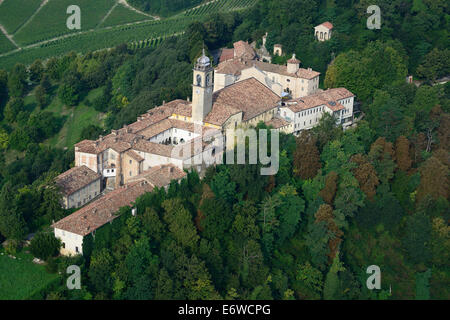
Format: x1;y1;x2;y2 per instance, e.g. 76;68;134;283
75;247;79;253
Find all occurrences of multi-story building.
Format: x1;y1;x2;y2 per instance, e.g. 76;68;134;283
55;165;101;209
214;53;320;99
53;48;356;256
279;88;355;134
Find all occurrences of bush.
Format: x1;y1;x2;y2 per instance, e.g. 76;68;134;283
30;232;61;261
45;257;58;274
4;240;20;255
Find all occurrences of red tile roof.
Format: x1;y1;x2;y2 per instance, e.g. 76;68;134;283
128;164;187;188
205;78;280;125
126;150;144;162
219;48;235;63
233;41;256;60
55;166;101;196
215;58;320;79
318;21;333;30
265;117;292;129
285;88;354;113
52;181;154;236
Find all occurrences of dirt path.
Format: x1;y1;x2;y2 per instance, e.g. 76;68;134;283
183;0;219;14
14;0;48;36
0;24;19;49
97;1;120;28
0;18;168;58
118;0;160;20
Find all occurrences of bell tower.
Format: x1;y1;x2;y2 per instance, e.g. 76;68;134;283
192;49;214;123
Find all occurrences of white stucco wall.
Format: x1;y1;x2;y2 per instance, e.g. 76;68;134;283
54;228;84;256
314;25;332;41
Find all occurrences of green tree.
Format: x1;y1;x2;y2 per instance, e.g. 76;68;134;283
29;59;44;83
29;232;61;260
162;198;199;250
323;251;345;300
4;97;24;122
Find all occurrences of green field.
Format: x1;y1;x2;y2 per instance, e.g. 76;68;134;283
0;250;60;300
35;87;103;149
100;3;150;28
0;17;195;69
0;32;15;54
14;0;116;46
0;0;43;34
0;0;259;70
183;0;258;16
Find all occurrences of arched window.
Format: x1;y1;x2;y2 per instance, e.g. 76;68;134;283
320;32;323;39
196;74;202;86
206;74;210;86
316;31;318;39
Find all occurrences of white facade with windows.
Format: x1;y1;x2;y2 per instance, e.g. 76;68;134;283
54;228;84;256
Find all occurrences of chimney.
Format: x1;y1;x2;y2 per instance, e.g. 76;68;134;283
163;100;166;105
187;97;190;102
99;135;103;141
112;130;117;136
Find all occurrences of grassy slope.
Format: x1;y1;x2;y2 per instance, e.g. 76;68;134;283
44;87;104;149
14;0;116;46
0;32;15;54
0;0;43;34
0;249;60;300
100;3;150;28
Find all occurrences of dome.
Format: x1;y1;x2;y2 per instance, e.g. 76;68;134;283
196;49;210;68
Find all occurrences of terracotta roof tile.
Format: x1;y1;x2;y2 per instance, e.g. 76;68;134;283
55;166;101;196
52;181;154;236
128;164;187;188
205;78;280;125
319;21;334;30
215;58;320;79
233;41;256;60
126;150;144;162
285;88;354;113
219;48;235;63
265;117;292;129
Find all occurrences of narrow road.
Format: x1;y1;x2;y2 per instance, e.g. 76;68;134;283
14;0;48;36
0;24;19;49
118;0;160;20
97;1;120;28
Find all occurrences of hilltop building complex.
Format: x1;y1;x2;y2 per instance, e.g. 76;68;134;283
53;42;355;256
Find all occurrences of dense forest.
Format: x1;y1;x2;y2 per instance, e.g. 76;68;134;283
0;0;448;300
